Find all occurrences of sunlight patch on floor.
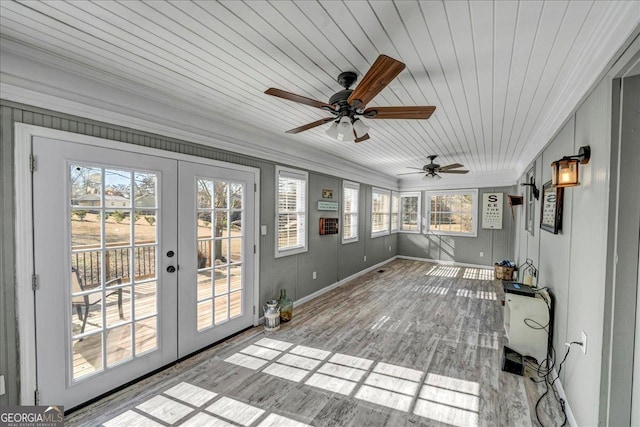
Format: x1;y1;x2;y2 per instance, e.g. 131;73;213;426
456;288;497;300
426;265;461;277
102;381;310;427
462;268;494;280
413;373;480;427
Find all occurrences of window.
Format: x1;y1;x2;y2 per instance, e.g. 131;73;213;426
342;181;359;243
275;166;308;257
390;192;400;233
425;189;478;237
525;167;535;235
371;188;391;237
400;192;421;232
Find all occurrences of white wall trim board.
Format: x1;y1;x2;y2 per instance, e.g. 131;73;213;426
0;47;398;191
13;123;262;404
553;367;578;427
293;257;398;308
14;123;37;405
396;255;493;270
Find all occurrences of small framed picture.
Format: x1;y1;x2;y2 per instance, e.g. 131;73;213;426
322;189;333;199
540;180;563;234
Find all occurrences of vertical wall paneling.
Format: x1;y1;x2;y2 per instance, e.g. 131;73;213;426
0;105;18;405
561;78;612;426
538;118;575;361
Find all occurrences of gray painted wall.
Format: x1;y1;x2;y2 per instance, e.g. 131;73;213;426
398;187;516;266
513;77;616;425
0;100;397;405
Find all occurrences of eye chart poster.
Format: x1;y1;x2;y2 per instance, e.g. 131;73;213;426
482;192;503;229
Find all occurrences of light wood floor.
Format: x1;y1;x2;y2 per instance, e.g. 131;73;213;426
66;259;564;426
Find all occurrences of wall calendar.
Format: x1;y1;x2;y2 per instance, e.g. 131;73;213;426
482;192;503;229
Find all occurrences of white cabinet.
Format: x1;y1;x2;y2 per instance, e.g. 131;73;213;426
503;291;550;364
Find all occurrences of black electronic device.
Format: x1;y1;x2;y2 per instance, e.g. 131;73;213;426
502;346;524;376
503;281;536;298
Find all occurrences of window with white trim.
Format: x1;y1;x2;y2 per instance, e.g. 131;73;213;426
342;181;359;243
425;189;478;237
400;192;421;232
371;188;391;237
276;166;308;257
390;192;400;233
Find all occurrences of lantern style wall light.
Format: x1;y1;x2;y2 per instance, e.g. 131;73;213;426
551;146;591;188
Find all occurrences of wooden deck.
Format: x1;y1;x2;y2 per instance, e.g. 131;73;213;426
72;272;243;379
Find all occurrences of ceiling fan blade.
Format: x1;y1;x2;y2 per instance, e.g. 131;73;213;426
354;133;370;143
363;106;436;120
405;167;426;171
265;88;334;110
397;171;425;176
438;163;464;170
439;169;469;174
347;55;405;107
286;117;335;134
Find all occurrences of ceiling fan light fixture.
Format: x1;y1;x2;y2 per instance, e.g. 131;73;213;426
336;116;355;141
352;118;370;138
325;121;339;139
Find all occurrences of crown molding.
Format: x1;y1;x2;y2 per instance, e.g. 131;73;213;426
0;45;398;190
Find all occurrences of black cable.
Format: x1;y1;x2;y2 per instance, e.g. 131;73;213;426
524;317;550;331
533;342;581;427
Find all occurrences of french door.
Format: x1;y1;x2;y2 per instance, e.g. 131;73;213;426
32;136;256;409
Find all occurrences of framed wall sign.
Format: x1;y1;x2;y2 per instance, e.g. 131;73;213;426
318;201;338;211
482;192;503;229
540;180;563;234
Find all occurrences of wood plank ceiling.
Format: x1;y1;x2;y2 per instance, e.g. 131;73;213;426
1;1;638;187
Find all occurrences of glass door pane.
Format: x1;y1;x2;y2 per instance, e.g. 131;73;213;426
69;164;160;381
196;178;244;331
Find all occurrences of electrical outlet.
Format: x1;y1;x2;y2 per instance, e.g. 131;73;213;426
581;331;587;354
312;271;317;280
479;251;484;257
0;375;5;396
364;255;367;262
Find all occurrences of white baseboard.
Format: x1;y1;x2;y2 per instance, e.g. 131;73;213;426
552;368;578;427
293;257;398;308
396;255;493;270
255;257;397;326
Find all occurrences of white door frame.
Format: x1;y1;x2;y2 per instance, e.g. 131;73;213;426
14;123;260;405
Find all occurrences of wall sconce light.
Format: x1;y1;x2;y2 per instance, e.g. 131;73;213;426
521;176;539;200
551;146;591;188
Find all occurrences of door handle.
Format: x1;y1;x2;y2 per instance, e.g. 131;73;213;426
167;266;176;273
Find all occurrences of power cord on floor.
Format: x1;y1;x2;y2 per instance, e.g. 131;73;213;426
531;341;581;427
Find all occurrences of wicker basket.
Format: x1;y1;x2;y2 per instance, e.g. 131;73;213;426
494;263;515;280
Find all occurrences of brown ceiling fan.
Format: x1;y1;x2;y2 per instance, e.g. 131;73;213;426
264;54;436;143
398;155;469;180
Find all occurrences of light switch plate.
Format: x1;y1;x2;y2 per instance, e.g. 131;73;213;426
0;375;5;396
261;225;267;236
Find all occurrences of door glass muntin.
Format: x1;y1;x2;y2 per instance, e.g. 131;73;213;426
196;177;245;331
69;162;159;382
